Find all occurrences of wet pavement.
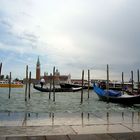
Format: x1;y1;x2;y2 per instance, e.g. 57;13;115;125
0;112;140;140
0;125;140;140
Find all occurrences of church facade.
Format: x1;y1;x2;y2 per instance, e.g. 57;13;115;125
36;57;71;84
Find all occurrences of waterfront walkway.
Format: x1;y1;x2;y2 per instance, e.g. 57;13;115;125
0;111;140;139
0;123;140;140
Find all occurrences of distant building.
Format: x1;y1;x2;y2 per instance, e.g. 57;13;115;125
43;70;71;84
36;57;40;80
35;57;71;84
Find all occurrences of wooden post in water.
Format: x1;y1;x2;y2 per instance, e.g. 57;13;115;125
25;65;28;101
137;69;139;90
106;64;109;91
53;67;55;102
106;64;109;102
8;72;11;99
28;71;31;99
122;72;124;94
49;73;52;100
88;69;90;99
131;70;134;93
81;70;84;104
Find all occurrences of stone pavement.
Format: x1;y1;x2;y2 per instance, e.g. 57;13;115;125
0;111;140;139
0;133;140;140
0;124;140;140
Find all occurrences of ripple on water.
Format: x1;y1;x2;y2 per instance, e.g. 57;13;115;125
0;87;140;114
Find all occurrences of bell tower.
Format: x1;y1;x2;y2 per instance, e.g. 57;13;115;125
36;56;40;80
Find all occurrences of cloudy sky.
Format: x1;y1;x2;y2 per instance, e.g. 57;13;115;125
0;0;140;81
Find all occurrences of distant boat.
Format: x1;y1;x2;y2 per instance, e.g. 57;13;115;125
93;84;140;105
0;80;23;88
98;81;122;90
33;84;82;92
60;83;93;89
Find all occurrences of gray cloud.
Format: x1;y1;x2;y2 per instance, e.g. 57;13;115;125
0;0;140;80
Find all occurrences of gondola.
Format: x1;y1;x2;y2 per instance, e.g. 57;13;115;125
93;84;140;104
33;84;82;92
60;83;93;89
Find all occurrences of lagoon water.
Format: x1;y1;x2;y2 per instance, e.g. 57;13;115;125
0;84;140;126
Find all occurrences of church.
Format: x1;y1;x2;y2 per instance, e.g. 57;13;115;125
36;57;71;84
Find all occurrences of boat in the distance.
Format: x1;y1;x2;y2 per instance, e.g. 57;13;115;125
98;81;122;90
93;84;140;105
0;80;23;88
33;84;82;92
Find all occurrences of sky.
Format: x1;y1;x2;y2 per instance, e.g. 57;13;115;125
0;0;140;81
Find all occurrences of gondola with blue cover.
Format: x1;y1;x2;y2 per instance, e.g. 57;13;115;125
93;84;140;104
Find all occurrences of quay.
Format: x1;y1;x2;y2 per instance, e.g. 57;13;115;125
0;124;140;140
0;111;140;140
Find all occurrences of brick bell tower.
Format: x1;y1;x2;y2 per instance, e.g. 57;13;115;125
36;56;40;80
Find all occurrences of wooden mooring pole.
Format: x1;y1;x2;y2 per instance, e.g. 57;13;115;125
53;67;55;102
49;73;52;100
28;71;31;99
106;64;109;102
88;69;90;99
131;70;133;93
122;72;124;94
137;69;139;90
81;70;84;104
8;72;11;99
106;64;109;91
25;65;28;101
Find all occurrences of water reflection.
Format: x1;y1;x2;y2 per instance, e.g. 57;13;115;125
22;113;27;126
138;112;140;123
87;113;90;121
81;112;83;126
52;113;54;126
106;112;109;131
132;112;134;128
122;112;124;121
0;111;140;127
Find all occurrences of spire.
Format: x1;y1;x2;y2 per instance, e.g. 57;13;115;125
37;56;40;66
36;56;41;80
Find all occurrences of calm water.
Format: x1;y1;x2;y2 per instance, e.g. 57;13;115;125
0;84;140;126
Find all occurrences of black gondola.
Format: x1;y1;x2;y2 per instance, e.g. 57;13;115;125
33;84;82;92
60;83;93;89
93;84;140;105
